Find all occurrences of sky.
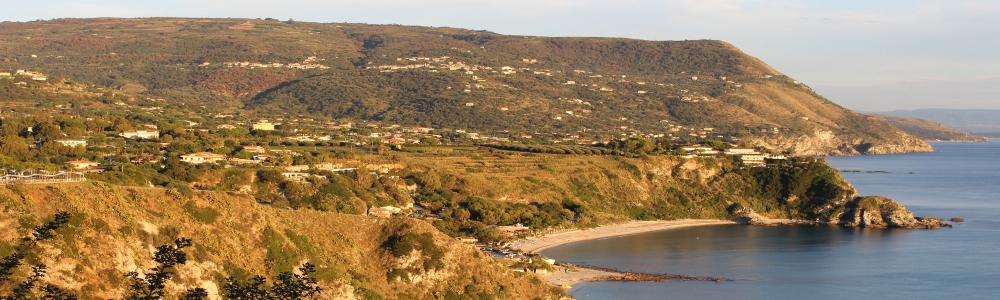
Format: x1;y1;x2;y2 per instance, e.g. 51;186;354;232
2;0;999;111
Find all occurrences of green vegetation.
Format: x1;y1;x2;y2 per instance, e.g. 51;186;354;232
0;212;76;299
723;157;854;220
385;232;444;271
182;201;220;224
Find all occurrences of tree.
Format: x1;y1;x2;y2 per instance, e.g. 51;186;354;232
0;135;30;160
419;137;440;145
123;238;207;300
34;122;63;141
222;263;322;299
0;212;77;299
108;116;134;132
703;140;730;150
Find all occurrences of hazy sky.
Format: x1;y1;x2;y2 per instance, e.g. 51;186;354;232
3;0;999;111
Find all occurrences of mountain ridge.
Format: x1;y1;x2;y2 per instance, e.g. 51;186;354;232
872;108;1000;136
0;17;930;155
871;115;987;142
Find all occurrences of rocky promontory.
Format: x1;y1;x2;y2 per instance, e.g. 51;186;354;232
837;196;951;228
733;196;951;229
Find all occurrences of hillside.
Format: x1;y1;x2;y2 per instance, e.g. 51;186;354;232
0;144;951;298
0;182;563;299
872;115;987;142
874;109;1000;136
0;18;931;155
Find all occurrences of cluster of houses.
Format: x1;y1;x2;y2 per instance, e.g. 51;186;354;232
370;57;493;74
218;60;329;70
0;70;47;81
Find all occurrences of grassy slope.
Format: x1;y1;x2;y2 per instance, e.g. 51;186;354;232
0;182;561;299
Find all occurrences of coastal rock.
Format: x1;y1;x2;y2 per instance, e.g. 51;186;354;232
949;217;965;222
837;196;947;229
914;216;952;229
730;205;765;225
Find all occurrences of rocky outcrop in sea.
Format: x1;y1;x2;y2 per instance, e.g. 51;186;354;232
836;196;951;228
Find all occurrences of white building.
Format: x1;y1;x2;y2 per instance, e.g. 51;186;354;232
680;145;714;153
281;172;325;182
180;152;227;164
252;121;275;131
56;139;87;147
120;130;160;140
724;147;758;155
740;154;767;166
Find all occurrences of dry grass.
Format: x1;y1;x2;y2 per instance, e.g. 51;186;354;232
0;182;561;299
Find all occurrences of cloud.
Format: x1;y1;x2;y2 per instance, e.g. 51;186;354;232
669;0;748;12
961;1;1000;13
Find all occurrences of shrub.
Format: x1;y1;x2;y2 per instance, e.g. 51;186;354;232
183;201;220;224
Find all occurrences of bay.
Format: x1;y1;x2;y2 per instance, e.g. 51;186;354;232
542;142;1000;299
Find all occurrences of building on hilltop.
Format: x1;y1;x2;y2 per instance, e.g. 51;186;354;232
179;152;227;164
56;139;87;147
63;160;102;173
724;147;758;155
680;145;714;153
120;130;160;140
252;154;275;162
367;206;402;218
251;121;275;131
739;153;767;166
281;172;325;182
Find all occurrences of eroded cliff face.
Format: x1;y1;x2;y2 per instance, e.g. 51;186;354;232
750;129;935;156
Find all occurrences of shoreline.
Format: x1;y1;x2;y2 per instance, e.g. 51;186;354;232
510;219;736;254
509;218;799;288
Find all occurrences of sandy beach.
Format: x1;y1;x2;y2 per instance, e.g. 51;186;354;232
508;219;736;287
511;219;736;254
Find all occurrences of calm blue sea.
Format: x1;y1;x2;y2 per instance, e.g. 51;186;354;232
543;142;1000;299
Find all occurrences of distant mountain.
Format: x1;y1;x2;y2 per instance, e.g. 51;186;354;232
0;18;932;155
872;115;987;142
874;109;1000;135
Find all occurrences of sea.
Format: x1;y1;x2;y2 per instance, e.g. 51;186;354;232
542;142;1000;300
